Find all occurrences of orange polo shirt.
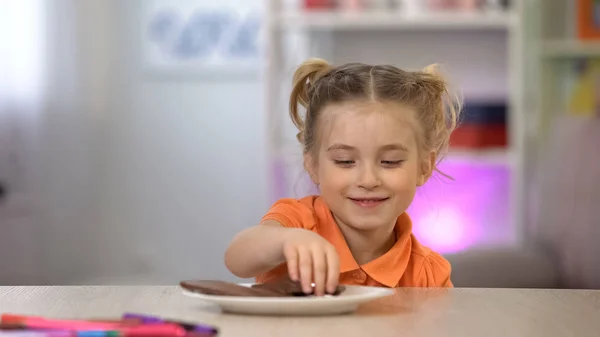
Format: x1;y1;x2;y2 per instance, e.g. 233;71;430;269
256;196;453;288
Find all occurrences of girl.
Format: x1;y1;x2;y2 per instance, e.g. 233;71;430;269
225;58;460;296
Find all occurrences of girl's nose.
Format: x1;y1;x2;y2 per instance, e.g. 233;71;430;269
356;164;381;190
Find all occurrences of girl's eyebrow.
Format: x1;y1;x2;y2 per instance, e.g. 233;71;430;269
327;144;355;152
379;144;409;153
326;143;409;152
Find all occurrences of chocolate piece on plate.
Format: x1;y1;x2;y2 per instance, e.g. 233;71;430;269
180;280;282;297
251;276;346;296
180;276;345;297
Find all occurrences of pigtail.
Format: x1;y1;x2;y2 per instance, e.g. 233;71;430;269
418;64;462;163
289;58;331;145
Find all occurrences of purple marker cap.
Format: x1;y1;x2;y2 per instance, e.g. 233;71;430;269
121;313;217;335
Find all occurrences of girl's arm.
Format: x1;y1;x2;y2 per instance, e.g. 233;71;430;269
224;220;340;296
224;220;292;279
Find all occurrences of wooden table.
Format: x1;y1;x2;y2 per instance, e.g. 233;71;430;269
1;286;599;337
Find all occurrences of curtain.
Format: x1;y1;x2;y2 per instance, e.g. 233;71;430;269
0;0;111;284
0;0;46;284
0;0;45;212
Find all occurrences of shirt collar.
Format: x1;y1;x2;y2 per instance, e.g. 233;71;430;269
361;213;412;287
314;198;360;273
315;197;413;286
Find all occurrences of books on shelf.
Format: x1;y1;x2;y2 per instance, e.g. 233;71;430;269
541;1;600;57
563;59;600;117
449;102;508;149
577;0;600;40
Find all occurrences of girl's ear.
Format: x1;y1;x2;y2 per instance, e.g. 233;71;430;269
303;152;319;185
417;151;436;186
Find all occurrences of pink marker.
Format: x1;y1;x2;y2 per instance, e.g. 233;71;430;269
0;332;71;337
0;314;188;336
1;314;122;331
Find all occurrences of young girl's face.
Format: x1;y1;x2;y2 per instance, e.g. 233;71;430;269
306;100;429;232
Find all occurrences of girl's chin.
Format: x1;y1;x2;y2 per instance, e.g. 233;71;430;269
342;216;396;231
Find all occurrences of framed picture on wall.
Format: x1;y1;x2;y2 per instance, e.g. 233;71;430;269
141;0;263;76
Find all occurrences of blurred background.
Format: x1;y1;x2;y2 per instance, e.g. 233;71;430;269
0;0;599;289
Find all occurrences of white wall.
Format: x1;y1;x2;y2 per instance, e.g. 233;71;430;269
91;0;269;284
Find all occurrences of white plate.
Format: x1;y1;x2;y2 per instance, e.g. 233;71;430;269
182;283;395;316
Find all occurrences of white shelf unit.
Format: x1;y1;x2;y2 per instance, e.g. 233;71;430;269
534;0;600;133
542;40;600;58
275;10;518;30
264;0;528;245
526;1;600;285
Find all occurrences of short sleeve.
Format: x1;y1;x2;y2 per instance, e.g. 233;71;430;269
417;251;453;287
260;197;318;230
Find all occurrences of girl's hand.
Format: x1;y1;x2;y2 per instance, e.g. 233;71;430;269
282;229;340;296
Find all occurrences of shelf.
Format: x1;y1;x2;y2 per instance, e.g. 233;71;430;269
444;148;512;166
274;11;518;31
542;40;600;58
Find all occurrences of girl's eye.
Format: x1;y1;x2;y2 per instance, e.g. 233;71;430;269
382;160;403;166
334;160;355;167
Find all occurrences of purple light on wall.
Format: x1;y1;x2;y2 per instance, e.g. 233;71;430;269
271;158;287;203
408;159;511;254
413;206;474;252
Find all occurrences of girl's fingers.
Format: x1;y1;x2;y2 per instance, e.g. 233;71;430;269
311;248;327;296
297;246;313;294
283;245;299;282
325;247;340;294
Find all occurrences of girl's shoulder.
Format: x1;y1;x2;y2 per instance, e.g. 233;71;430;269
269;195;322;209
402;235;453;287
261;195;328;230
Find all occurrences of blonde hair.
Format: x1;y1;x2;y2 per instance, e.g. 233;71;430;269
289;58;461;175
